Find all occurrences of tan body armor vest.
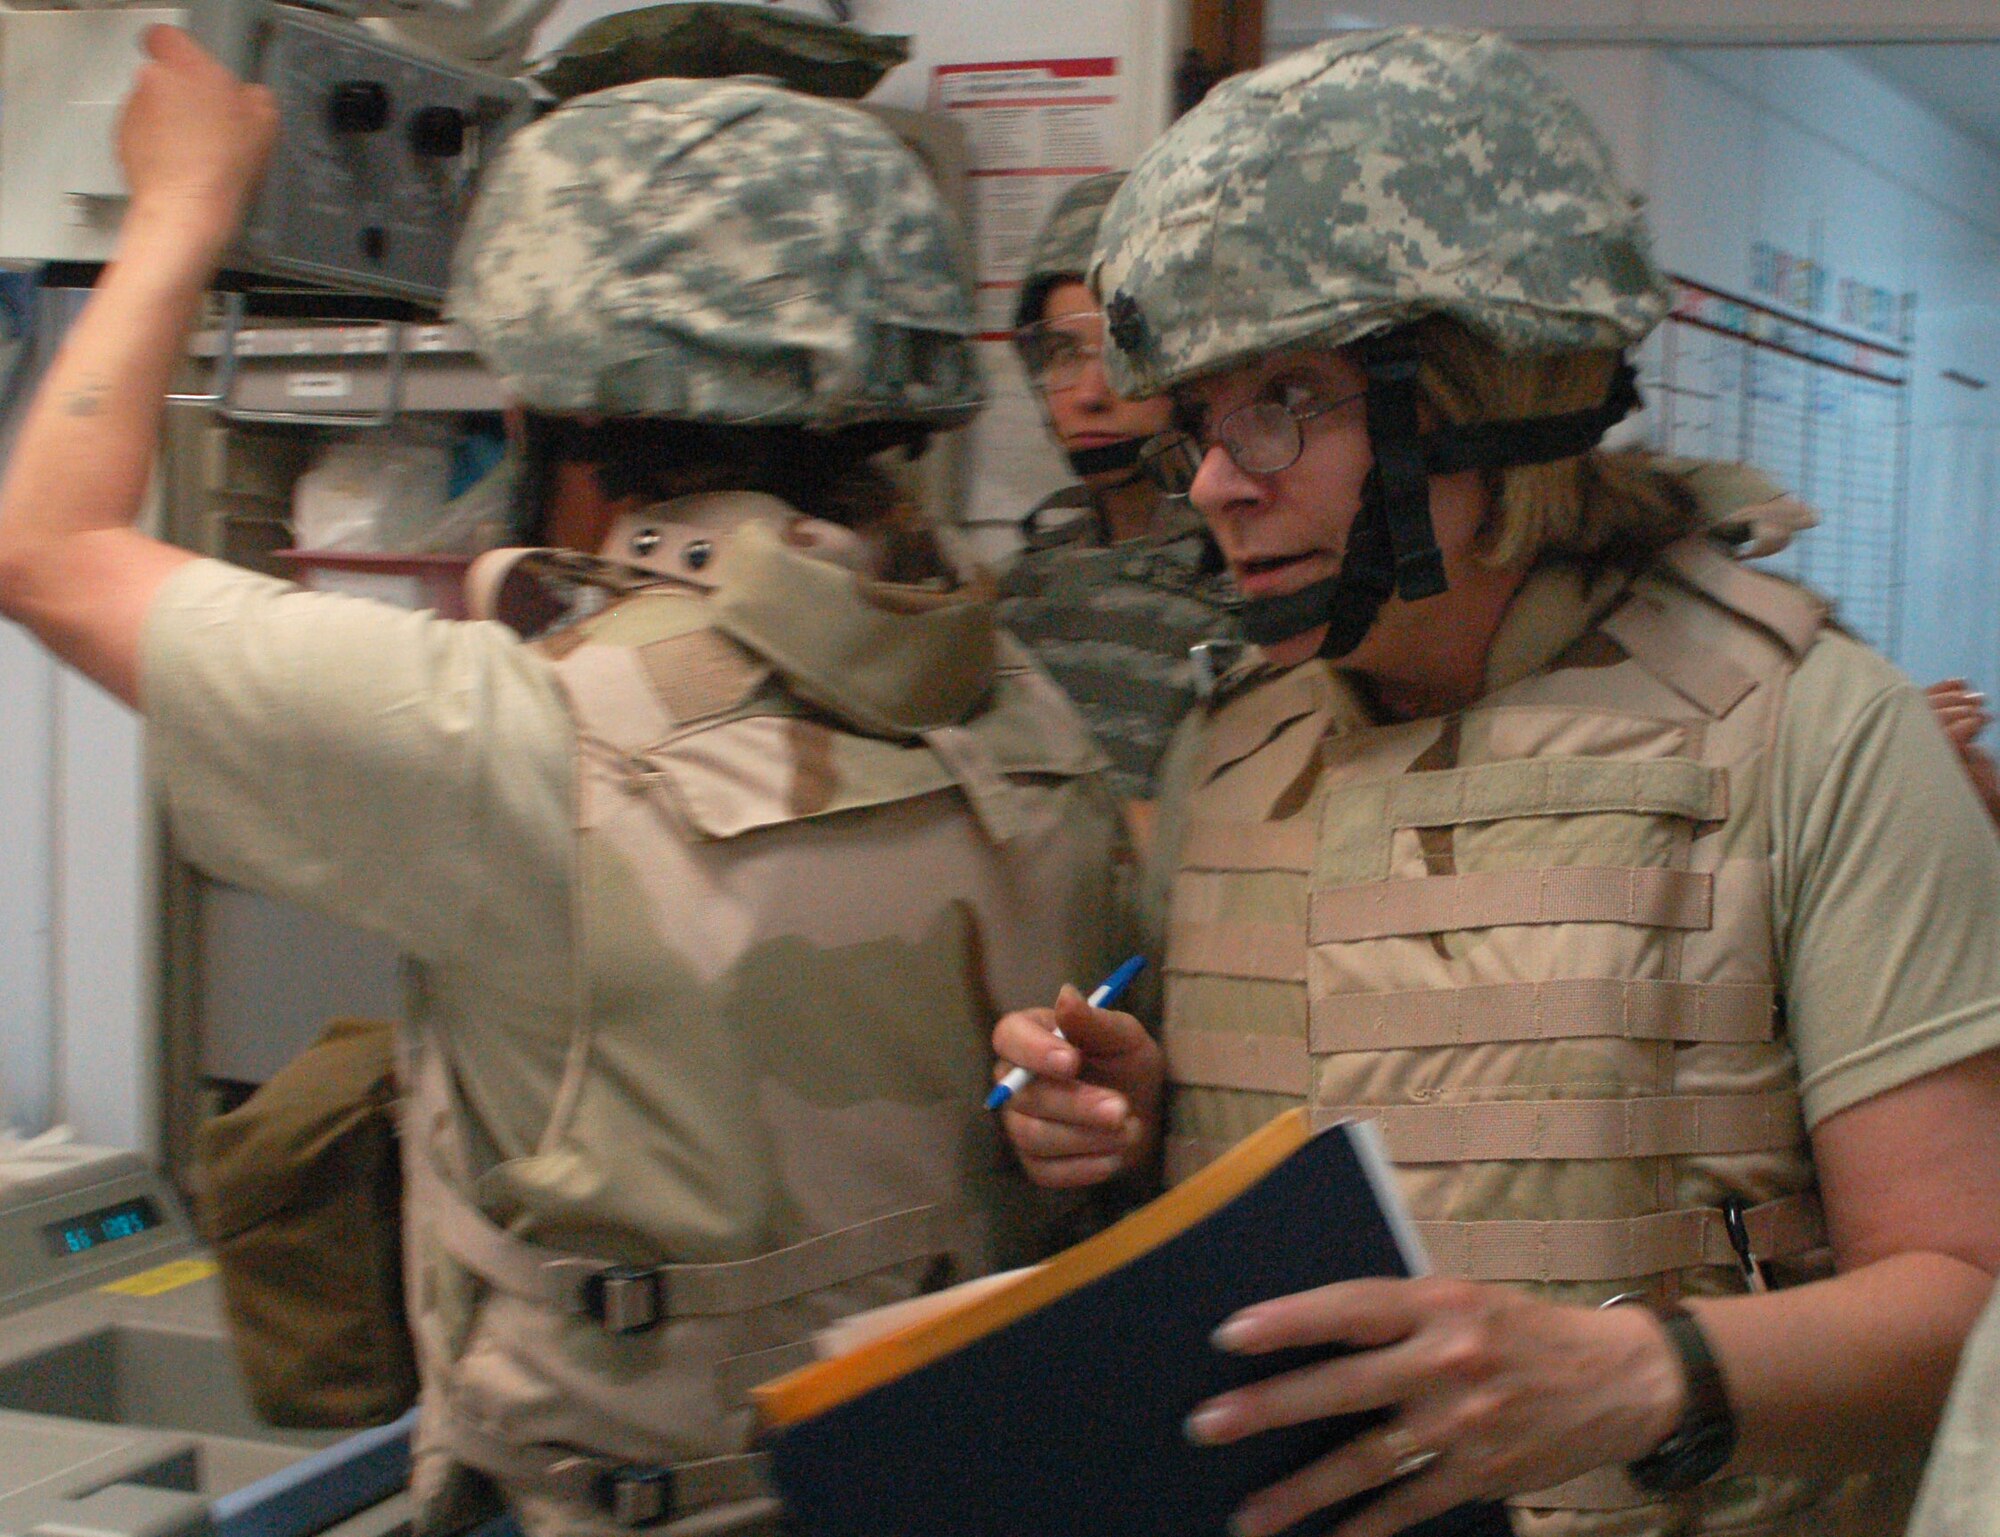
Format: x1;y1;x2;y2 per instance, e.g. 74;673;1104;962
1160;539;1915;1537
408;504;1122;1537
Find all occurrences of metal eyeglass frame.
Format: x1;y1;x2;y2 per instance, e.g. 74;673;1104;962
1139;385;1368;494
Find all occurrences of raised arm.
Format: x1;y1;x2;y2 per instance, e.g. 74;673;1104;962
0;26;276;706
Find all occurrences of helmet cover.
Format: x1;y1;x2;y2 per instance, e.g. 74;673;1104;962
450;76;983;428
1093;27;1672;396
1012;171;1128;338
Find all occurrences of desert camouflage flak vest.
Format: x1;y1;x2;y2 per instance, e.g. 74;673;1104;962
1160;537;1914;1537
406;496;1120;1537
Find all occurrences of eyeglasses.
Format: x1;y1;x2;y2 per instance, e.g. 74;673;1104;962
1015;317;1107;394
1138;386;1368;495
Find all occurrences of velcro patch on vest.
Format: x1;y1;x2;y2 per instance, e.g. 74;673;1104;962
1378;758;1727;829
637;630;771;725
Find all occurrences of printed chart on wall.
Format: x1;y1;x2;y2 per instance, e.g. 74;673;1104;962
931;57;1126;538
1651;272;1913;655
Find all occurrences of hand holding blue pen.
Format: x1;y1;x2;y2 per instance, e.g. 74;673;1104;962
985;955;1146;1110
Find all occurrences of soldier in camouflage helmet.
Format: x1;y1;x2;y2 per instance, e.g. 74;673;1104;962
0;32;1124;1537
1000;172;1242;816
993;28;2000;1537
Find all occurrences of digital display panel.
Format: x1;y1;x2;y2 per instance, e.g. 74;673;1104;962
42;1196;162;1258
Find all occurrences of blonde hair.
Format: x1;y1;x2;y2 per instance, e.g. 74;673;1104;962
1411;318;1700;570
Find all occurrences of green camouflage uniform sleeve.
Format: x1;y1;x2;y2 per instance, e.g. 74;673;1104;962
997;502;1240;800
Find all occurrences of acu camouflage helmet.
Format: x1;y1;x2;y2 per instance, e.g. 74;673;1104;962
449;77;983;429
1093;28;1673;396
1011;172;1128;337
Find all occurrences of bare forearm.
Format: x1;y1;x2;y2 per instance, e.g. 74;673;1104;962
0;27;277;704
1697;1252;1995;1473
0;210;219;553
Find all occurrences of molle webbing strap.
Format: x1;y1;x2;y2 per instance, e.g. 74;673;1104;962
1414;1192;1825;1284
418;1142;947;1319
1378;758;1727;828
1308;1092;1802;1163
1162;1027;1312;1097
1309;867;1712;943
1178;819;1317;872
1599;595;1757;719
441;1407;776;1527
1310;979;1777;1051
1658;537;1827;658
1166;920;1307;983
712;1340;821;1411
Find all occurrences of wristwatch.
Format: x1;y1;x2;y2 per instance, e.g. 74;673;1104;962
1627;1301;1738;1494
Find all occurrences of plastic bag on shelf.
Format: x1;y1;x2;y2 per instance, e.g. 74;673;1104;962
292;434;454;553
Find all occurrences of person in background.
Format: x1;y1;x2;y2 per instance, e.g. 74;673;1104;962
999;173;1242;841
993;28;2000;1537
1925;678;2000;826
0;31;1122;1537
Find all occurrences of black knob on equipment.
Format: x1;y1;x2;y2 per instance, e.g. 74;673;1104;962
328;80;391;134
408;105;467;159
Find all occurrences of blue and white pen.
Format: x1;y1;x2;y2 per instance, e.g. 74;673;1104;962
985;955;1147;1111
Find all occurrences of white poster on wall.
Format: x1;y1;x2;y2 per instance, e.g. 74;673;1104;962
931;56;1127;539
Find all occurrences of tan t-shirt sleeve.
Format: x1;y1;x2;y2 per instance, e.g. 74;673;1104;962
1771;629;2000;1127
140;558;574;968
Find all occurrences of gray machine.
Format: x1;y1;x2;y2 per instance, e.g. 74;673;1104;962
0;0;538;303
0;1138;412;1537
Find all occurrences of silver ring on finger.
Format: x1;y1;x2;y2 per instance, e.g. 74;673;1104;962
1381;1426;1443;1483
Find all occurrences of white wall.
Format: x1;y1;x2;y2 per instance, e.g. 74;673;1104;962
1542;45;2000;690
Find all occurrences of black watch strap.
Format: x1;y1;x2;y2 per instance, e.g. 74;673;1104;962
1627;1301;1738;1494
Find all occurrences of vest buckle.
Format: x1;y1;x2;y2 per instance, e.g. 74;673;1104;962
580;1264;666;1333
594;1464;676;1527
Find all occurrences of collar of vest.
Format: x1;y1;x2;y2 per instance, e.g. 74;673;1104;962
708;520;996;740
1479;561;1633;697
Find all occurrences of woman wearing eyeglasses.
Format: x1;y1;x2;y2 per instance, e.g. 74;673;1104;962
992;29;2000;1537
999;174;1243;831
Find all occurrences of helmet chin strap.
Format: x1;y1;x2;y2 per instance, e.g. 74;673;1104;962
1065;437;1148;480
1236;341;1643;661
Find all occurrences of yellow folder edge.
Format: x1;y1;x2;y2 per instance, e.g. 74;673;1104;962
753;1106;1313;1428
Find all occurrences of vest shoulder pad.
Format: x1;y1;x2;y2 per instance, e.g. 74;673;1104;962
1651;536;1826;660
